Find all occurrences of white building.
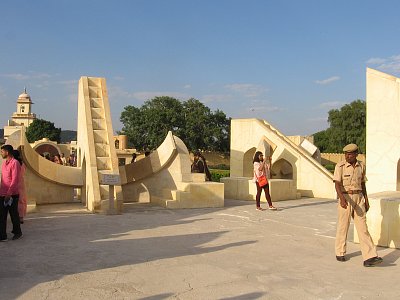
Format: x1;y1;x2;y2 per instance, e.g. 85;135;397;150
3;88;36;140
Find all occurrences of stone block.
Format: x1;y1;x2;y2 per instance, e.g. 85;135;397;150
221;177;297;202
191;173;206;182
354;191;400;249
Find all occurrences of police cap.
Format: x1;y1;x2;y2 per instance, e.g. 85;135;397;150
343;143;358;153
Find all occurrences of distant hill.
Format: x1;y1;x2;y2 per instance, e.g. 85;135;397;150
60;130;77;143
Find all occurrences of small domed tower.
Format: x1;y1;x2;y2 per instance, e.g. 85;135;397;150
12;87;36;126
3;87;37;140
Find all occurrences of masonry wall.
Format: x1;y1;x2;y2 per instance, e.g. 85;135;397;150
366;68;400;193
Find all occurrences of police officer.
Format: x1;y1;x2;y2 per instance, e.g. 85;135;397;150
333;143;383;267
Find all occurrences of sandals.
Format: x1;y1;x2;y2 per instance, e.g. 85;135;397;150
256;207;265;211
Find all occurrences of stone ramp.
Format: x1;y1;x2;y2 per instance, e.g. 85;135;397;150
77;77;123;213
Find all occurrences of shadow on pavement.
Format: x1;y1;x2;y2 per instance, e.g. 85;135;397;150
220;292;267;299
0;203;256;299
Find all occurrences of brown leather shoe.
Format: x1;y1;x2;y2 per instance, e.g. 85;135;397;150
336;256;346;262
363;256;383;267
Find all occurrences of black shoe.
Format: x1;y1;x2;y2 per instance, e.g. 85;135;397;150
336;256;346;262
363;256;383;267
12;233;22;241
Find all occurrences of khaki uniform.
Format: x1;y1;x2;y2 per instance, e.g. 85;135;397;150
333;160;377;260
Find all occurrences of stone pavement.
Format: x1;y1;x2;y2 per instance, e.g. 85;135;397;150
0;198;399;300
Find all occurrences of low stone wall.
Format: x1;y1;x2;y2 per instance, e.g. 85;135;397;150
354;191;400;249
221;177;298;201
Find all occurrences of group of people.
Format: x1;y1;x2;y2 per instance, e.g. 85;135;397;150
42;152;76;166
0;144;27;242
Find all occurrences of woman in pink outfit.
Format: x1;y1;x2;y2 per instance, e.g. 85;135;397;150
253;151;277;211
13;150;27;223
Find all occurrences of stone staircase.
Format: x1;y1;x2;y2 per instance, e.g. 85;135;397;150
151;173;224;209
78;77;123;213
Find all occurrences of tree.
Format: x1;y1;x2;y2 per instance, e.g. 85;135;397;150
25;118;61;143
119;97;230;152
120;96;185;150
314;100;366;153
181;99;230;152
205;109;230;152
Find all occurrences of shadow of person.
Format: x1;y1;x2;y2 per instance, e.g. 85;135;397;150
346;250;362;259
220;292;267;300
379;249;400;267
138;293;175;300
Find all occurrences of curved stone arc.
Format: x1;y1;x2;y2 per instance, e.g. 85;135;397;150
119;131;177;184
20;130;83;187
33;141;62;156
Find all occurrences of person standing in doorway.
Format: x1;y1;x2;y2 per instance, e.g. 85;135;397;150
253;151;277;211
0;145;22;241
333;143;382;267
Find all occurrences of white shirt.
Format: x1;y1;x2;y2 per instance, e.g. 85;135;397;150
253;161;271;182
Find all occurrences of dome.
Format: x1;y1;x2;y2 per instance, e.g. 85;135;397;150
18;92;30;99
17;88;32;102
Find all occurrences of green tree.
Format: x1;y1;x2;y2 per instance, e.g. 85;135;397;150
314;100;366;153
120;96;184;150
25;118;61;143
181;99;230;152
119;97;230;152
206;109;230;152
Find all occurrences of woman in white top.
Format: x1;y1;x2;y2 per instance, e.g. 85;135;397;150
253;151;277;211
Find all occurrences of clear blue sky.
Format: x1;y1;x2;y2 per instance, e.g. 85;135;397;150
1;0;400;136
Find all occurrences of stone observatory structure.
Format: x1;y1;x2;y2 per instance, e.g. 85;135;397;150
221;118;335;202
3;76;223;214
354;68;400;249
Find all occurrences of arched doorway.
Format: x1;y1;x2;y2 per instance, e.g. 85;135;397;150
243;147;256;177
271;158;293;179
33;143;61;158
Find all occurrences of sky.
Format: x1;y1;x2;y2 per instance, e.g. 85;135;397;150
1;0;400;136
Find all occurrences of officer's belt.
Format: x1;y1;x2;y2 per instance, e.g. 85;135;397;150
342;190;362;194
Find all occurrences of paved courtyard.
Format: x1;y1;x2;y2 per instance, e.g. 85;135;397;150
1;198;399;300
